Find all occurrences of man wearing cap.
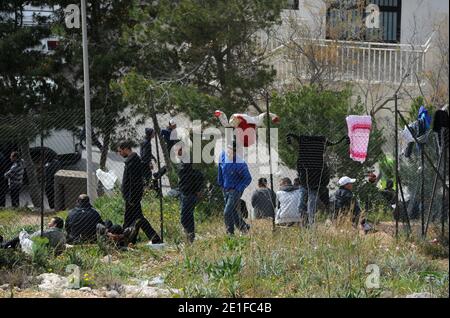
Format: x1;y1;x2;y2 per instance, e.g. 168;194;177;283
334;176;361;224
161;119;178;153
217;141;252;235
140;128;157;186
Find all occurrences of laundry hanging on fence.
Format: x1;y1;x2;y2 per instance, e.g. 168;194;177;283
214;110;280;147
346;115;372;163
401;105;433;158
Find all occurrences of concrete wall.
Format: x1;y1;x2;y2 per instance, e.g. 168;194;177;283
400;0;449;45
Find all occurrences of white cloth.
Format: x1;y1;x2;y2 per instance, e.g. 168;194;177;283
19;230;34;255
96;169;117;190
275;189;302;224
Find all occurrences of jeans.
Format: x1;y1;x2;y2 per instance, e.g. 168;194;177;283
180;194;197;242
0;236;20;249
10;184;21;208
298;186;318;226
124;200;161;243
223;190;249;235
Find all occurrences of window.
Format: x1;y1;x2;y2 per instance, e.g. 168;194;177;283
285;0;299;10
326;0;402;43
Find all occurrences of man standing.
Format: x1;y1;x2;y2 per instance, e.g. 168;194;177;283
65;194;103;244
0;152;10;207
217;141;251;235
140;128;156;186
117;141;161;244
4;152;24;208
251;178;276;219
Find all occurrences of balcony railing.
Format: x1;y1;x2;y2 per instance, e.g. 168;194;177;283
259;33;433;86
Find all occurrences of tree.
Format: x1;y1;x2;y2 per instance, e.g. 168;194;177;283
50;0;139;175
117;0;286;185
0;1;68;208
152;0;285;113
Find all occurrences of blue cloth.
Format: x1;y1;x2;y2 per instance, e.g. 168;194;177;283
217;151;252;193
418;106;431;130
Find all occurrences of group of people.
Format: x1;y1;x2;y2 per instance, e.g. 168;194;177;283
219;140;395;234
1;119;398;255
0;194;148;254
0;150;61;210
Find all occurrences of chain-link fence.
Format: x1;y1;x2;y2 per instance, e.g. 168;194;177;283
0;102;448;255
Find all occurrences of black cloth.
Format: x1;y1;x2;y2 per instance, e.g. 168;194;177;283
178;163;204;195
298;165;330;190
334;187;361;222
65;204;103;244
296;135;327;169
433;109;449;147
287;134;330;190
121;152;144;203
433;109;449;133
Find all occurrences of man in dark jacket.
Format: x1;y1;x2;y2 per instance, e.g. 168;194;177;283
334;176;361;225
65;194;103;244
118;141;161;244
44;156;60;210
4;152;24;208
0;152;10;207
251;178;276;219
140;128;156;186
178;158;204;243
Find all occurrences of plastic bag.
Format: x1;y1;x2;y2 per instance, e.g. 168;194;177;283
96;169;117;190
19;230;33;255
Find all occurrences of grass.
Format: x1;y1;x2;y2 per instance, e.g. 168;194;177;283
0;192;448;298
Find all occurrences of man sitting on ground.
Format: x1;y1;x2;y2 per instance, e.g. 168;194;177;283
0;217;66;255
275;177;302;226
251;178;276;219
334;176;372;233
65;194;103;244
96;220;139;249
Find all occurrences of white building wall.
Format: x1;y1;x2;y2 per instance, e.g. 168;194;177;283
280;0;449;45
400;0;449;44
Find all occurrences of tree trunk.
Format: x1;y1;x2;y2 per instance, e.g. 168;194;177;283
96;128;112;196
149;107;173;188
19;139;42;209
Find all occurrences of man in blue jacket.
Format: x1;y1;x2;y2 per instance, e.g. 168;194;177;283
217;141;252;235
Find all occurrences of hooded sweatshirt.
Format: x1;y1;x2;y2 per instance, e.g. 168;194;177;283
275;185;301;224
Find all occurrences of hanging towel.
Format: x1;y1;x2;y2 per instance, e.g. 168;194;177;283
346;115;372;163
